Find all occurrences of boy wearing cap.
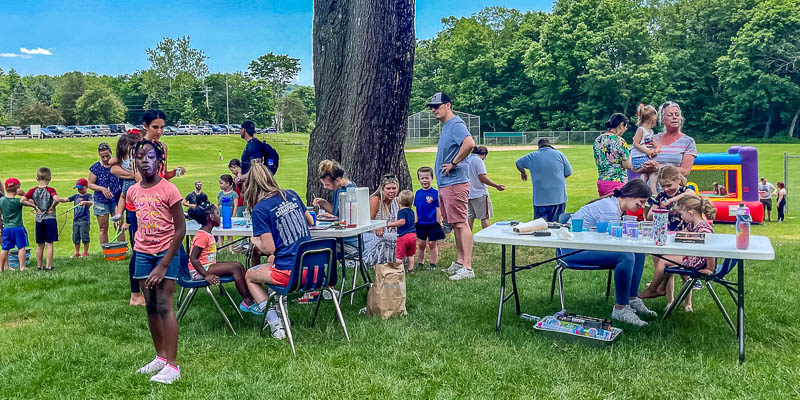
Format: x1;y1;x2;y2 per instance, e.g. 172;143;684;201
24;167;60;270
59;179;94;258
0;178;31;271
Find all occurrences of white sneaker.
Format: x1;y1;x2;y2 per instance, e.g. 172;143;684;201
136;357;166;374
150;365;180;384
629;298;657;317
449;267;475;281
445;262;463;275
611;305;647;326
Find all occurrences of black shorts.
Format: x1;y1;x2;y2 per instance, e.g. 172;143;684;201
760;198;772;211
415;222;445;242
35;219;59;244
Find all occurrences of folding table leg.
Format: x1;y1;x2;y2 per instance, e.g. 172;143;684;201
737;259;745;364
496;245;507;333
557;267;565;311
510;245;521;315
550;266;559;301
605;269;613;301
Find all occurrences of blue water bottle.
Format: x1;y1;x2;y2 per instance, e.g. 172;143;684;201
221;197;233;229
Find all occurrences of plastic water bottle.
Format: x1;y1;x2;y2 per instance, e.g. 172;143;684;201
221;197;233;229
736;203;751;250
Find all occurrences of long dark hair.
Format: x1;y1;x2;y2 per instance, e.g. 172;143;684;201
115;134;140;162
604;113;629;130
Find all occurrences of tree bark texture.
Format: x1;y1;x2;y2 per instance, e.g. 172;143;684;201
307;0;415;203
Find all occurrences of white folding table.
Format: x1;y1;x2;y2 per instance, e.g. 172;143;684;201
473;223;775;363
185;218;387;301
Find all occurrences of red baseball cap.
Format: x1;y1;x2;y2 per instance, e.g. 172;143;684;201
4;178;20;189
74;178;89;188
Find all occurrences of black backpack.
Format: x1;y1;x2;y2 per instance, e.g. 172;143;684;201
259;140;280;175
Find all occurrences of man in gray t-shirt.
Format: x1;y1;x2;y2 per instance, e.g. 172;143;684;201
758;177;777;221
429;92;476;280
515;138;572;222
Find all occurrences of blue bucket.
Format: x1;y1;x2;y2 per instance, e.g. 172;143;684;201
8;248;29;269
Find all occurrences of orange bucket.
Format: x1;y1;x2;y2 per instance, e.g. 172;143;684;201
101;241;129;262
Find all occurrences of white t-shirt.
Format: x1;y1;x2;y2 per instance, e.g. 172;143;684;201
465;154;489;199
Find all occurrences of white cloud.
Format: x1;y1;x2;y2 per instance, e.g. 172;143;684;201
1;53;20;57
20;47;52;55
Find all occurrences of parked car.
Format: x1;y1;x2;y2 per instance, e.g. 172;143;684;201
163;126;178;135
178;124;198;134
84;125;101;136
69;126;91;136
0;126;6;136
46;125;71;137
23;127;56;138
266;127;277;133
5;126;23;135
96;124;112;135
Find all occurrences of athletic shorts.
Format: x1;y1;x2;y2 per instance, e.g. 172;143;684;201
72;219;91;244
760;198;773;211
1;226;29;250
439;182;470;224
35;219;58;244
396;232;417;259
415;222;445;242
251;263;316;287
467;195;493;221
133;247;186;281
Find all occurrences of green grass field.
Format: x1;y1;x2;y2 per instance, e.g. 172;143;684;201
1;135;799;398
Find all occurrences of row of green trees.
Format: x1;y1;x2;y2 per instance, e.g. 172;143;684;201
410;0;800;141
0;36;315;132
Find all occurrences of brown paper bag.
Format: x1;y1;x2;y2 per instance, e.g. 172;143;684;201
366;262;407;319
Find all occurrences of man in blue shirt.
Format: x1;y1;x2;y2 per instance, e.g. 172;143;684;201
515;138;573;222
429;92;476;281
239;121;279;178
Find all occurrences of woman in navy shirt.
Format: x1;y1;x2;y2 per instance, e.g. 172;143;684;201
243;163;314;314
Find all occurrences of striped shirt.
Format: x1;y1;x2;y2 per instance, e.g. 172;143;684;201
653;133;697;167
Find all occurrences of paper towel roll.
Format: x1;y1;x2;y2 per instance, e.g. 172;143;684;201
354;187;370;226
513;218;548;234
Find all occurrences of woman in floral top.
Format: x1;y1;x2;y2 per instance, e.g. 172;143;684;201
593;113;633;196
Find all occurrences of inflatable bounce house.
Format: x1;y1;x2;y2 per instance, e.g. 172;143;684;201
685;146;764;223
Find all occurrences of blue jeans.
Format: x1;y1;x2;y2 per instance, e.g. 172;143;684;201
559;250;645;306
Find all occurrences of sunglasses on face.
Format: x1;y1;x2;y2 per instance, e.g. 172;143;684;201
429;104;442;110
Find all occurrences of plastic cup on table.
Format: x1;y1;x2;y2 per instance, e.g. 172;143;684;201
610;221;623;240
640;221;654;241
596;215;610;234
571;218;584;232
607;218;621;236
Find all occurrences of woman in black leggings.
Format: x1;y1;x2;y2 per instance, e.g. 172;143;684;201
777;181;787;222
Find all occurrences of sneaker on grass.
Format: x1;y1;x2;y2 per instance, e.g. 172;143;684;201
629;298;657;317
611;305;647;326
445;261;463;275
249;302;266;316
448;267;475;281
150;365;180;384
137;356;166;374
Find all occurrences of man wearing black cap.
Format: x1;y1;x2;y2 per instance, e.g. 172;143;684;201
239;121;279;178
428;92;476;281
515;138;573;222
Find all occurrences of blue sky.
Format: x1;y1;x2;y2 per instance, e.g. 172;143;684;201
0;0;553;85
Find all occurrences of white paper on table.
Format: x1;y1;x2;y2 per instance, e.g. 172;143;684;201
513;218;548;234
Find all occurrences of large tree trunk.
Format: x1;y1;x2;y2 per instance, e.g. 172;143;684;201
306;0;415;203
763;103;774;140
788;103;800;138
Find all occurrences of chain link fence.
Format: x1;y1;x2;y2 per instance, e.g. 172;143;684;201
479;131;604;146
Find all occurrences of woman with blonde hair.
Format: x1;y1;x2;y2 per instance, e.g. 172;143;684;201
362;174;400;266
243;163;314;339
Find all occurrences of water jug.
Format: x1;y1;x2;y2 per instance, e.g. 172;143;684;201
221;197;233;229
735;203;751;250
